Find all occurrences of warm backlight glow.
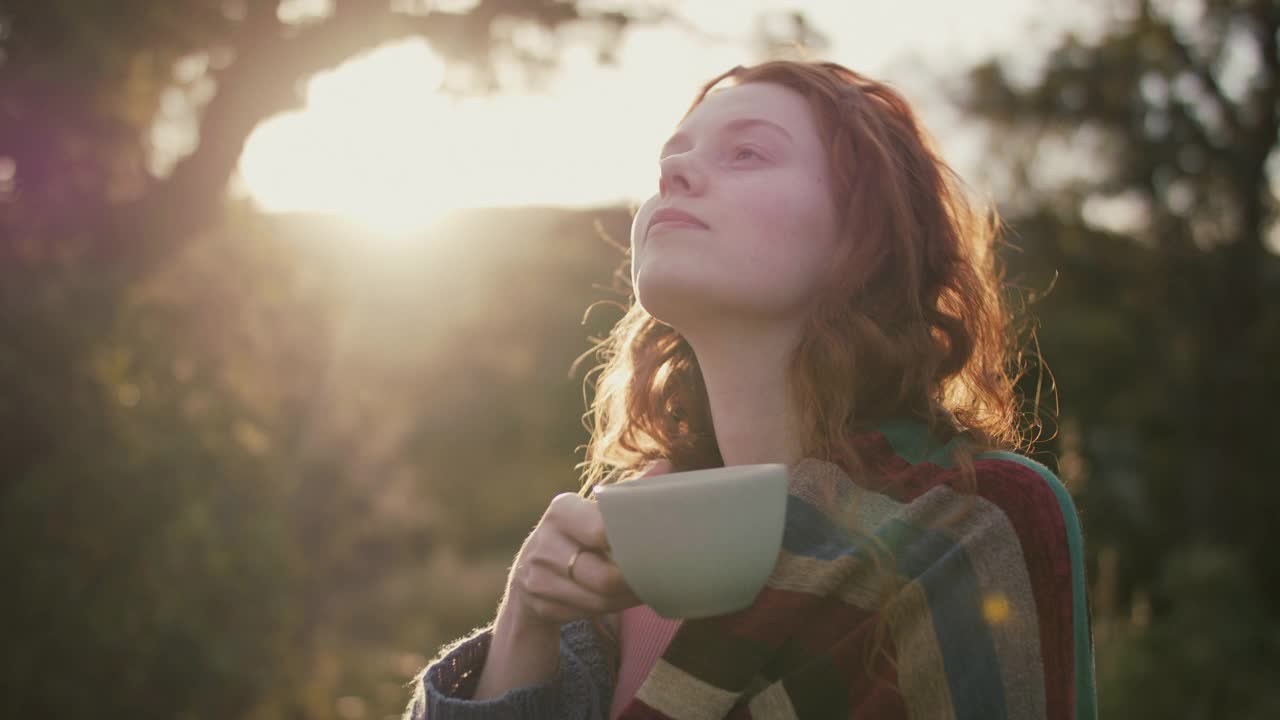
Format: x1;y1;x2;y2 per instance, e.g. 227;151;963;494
237;37;697;239
239;42;456;236
236;3;1104;241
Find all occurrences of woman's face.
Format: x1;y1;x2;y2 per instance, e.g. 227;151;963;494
630;81;840;331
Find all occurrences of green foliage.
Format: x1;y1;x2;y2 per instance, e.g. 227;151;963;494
2;1;646;715
0;253;301;717
959;1;1280;716
1098;544;1280;719
0;198;633;717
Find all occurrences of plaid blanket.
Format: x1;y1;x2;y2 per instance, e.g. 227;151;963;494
611;419;1097;719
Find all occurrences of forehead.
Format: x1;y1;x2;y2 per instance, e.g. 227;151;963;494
677;82;813;133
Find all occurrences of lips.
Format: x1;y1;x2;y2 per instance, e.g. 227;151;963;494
647;207;709;235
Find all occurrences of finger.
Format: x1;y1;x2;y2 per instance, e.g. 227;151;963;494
534;535;633;608
560;545;629;598
550;493;611;553
524;561;615;616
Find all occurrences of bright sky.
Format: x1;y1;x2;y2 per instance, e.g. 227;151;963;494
226;0;1111;236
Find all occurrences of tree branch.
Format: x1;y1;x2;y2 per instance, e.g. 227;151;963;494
1147;0;1244;142
101;0;658;275
1247;0;1278;152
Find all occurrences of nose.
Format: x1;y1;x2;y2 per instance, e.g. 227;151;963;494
658;152;705;198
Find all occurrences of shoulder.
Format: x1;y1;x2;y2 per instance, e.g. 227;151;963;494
870;434;1080;541
884;448;1085;573
972;451;1074;510
966;450;1085;552
776;450;1086;582
845;443;1086;591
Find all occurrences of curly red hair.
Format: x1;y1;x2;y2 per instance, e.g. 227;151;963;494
576;59;1037;490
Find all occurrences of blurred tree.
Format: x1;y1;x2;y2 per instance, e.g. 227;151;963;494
1099;543;1280;719
953;0;1280;714
0;0;665;272
0;1;680;718
749;9;830;62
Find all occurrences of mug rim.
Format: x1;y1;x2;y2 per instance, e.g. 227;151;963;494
593;462;788;495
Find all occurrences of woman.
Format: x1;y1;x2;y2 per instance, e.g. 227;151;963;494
405;59;1097;719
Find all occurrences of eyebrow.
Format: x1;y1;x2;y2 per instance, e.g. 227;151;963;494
659;117;794;158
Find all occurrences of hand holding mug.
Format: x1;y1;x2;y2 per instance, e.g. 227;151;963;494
503;491;643;631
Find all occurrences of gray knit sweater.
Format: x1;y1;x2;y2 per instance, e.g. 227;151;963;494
402;618;615;719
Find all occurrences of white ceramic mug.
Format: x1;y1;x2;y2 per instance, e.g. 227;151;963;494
592;463;789;619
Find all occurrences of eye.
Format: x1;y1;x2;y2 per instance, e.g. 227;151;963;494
732;146;764;161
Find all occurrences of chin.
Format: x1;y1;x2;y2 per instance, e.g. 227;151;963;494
635;270;737;331
634;273;691;326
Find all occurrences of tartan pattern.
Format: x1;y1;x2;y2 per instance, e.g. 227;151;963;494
611;421;1097;719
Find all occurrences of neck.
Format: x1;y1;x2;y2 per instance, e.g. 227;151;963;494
682;323;807;469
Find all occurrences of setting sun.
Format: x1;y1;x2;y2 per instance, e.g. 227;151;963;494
236;37;689;239
238;41;459;236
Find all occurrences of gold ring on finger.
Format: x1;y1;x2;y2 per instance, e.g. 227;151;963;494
567;547;584;583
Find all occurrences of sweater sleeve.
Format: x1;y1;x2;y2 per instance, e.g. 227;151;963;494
402;618;615;719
